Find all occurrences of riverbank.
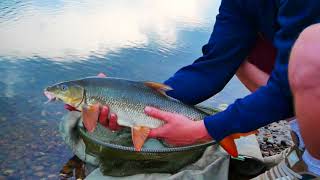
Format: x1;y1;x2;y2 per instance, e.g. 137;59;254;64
257;121;293;157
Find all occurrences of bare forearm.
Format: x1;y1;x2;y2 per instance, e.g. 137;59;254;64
236;61;269;92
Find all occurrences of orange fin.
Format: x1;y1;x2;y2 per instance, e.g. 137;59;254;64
230;130;258;139
131;126;151;151
82;104;100;133
220;136;238;157
144;82;173;96
220;130;258;157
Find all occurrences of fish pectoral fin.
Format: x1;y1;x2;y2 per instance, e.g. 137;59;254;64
131;126;151;151
219;130;258;157
144;81;173;96
220;136;238;158
230;130;258;139
82;103;100;133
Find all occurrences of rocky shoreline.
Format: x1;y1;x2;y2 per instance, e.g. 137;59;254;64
257;121;293;157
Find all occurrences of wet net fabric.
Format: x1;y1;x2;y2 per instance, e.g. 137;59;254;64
85;146;230;180
59;111;263;180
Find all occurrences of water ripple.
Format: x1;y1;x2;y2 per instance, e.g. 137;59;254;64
0;1;252;179
0;0;218;61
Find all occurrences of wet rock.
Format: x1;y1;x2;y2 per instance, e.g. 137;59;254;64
269;151;275;156
56;111;63;115
257;121;293;157
42;162;50;166
34;152;46;157
3;169;14;176
35;171;45;177
280;140;291;146
41;110;47;117
48;174;57;179
30;144;37;149
0;117;6;122
262;151;269;156
266;138;274;144
32;166;44;171
39;120;47;124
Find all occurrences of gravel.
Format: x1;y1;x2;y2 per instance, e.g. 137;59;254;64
257;120;293;157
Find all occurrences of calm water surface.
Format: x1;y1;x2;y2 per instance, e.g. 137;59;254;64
0;0;249;179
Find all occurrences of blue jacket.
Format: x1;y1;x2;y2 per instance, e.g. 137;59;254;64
164;0;320;141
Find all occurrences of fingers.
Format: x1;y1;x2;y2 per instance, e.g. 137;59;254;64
144;106;173;123
97;73;107;78
97;105;121;131
109;113;121;131
145;106;175;138
99;106;109;126
148;126;168;138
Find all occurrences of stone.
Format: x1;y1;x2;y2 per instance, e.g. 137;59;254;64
41;110;47;117
39;120;47;124
48;174;57;178
32;166;44;171
266;138;274;144
280;140;289;146
0;117;6;122
263;137;268;142
35;171;45;177
34;152;46;157
262;151;269;156
3;169;14;176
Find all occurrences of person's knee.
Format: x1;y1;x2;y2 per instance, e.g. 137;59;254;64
289;24;320;93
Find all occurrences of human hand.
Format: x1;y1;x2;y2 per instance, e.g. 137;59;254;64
144;106;212;146
64;73;121;131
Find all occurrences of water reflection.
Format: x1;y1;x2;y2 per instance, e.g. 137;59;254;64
0;0;250;179
0;0;219;60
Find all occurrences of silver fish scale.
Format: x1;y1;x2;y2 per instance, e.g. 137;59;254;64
80;77;208;129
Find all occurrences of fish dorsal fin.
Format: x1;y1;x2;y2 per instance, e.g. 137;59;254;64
131;126;151;151
144;81;173;96
82;103;100;133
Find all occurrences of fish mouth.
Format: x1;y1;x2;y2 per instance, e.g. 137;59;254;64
44;90;58;103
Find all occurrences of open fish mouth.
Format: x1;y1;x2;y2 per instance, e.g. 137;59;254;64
44;90;58;103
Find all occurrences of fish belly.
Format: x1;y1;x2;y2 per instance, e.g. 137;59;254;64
111;103;164;129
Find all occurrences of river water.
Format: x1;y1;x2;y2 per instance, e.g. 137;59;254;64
0;0;249;179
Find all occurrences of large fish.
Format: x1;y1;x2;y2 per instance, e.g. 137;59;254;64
44;77;255;157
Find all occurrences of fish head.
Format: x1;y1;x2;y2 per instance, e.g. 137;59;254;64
44;81;85;108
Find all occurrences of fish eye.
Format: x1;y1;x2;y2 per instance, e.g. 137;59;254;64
60;84;68;91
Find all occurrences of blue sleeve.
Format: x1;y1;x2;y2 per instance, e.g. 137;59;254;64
204;0;320;142
164;0;257;105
